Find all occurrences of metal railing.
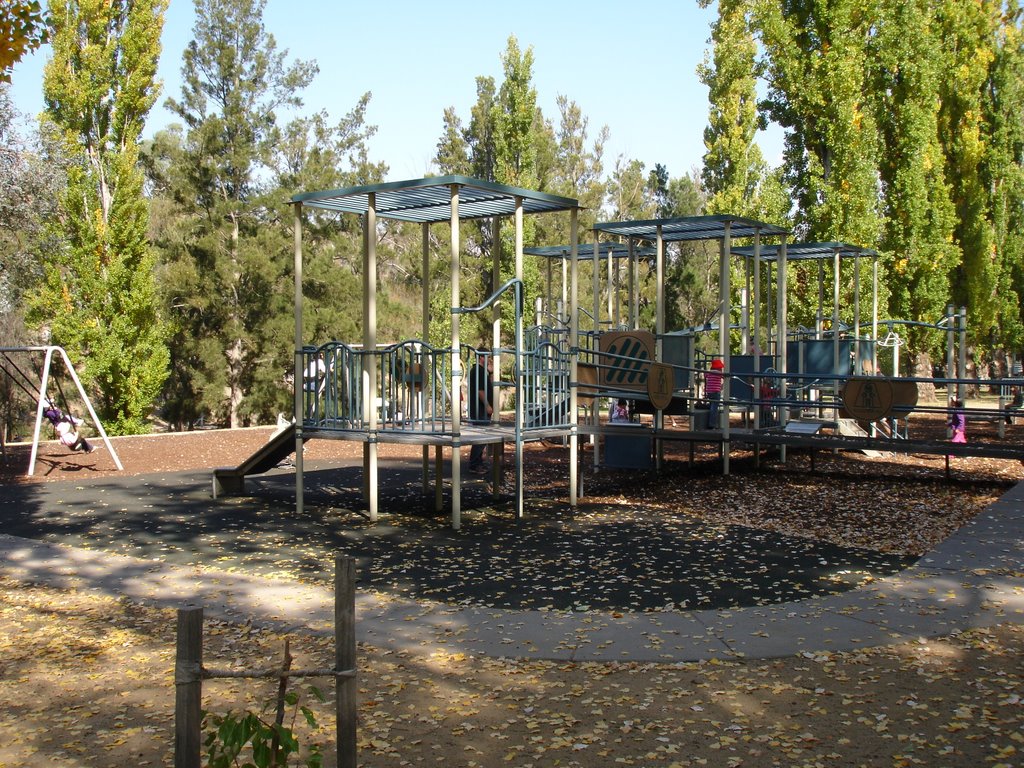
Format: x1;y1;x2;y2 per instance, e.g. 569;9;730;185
300;340;455;434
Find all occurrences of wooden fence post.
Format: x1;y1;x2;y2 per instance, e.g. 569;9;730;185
175;606;204;768
336;555;357;768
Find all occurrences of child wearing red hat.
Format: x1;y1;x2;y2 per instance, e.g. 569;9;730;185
706;358;724;428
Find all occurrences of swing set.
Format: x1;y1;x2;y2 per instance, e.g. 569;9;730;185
0;345;122;475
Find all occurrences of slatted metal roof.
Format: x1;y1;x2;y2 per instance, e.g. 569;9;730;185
731;241;880;262
523;243;658;261
292;175;579;224
593;214;789;242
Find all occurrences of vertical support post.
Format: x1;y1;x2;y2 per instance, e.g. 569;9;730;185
450;184;462;530
872;256;879;376
606;241;614;325
492;215;503;441
293;203;305;515
655;224;665;468
958;306;967;401
513;198;525;519
777;236;789;462
592;230;601;337
816;260;825;338
421;222;431;493
545;256;553;326
561;253;568;326
365;194;378;522
742;252;751;355
493;214;504;504
568;214;579;507
752;233;762;426
335;555;357;768
946;303;955;398
832;246;841;394
434;445;443;513
592;232;601;470
174;606;203;768
853;252;861;375
719;223;731;475
628;239;637;329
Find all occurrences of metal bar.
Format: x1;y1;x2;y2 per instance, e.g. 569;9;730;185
293;204;305;515
450;184;462;531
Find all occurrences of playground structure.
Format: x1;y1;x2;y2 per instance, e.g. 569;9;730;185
0;345;122;474
212;175;1024;528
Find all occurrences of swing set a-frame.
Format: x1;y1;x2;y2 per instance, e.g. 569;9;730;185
0;345;122;475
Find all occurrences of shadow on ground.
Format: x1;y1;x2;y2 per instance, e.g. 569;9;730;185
0;456;914;613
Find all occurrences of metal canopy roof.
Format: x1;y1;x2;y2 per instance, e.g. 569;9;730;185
523;243;658;261
292;175;579;224
731;241;880;262
593;214;789;243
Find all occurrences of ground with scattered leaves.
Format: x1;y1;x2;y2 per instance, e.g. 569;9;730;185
1;422;1023;766
1;577;1022;767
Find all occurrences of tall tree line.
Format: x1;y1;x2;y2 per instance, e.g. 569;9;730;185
705;0;1024;372
25;0;1018;430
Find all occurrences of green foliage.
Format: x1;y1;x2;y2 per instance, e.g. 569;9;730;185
986;1;1024;353
754;0;883;246
146;0;385;428
0;0;48;81
699;0;769;218
870;0;956;360
744;0;1024;364
30;0;170;435
201;686;325;768
0;86;65;317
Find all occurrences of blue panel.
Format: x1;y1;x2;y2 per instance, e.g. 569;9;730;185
728;355;778;401
787;340;852;377
661;335;692;389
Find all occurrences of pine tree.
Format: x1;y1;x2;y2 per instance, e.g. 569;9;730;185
160;0;316;428
29;0;169;434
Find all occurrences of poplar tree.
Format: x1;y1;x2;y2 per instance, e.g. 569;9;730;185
30;0;169;434
754;0;882;247
936;0;1001;350
698;0;768;218
871;0;957;371
986;0;1024;358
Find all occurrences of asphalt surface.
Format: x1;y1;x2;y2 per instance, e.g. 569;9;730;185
0;458;913;613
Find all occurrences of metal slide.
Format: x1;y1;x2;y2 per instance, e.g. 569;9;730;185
212;424;296;497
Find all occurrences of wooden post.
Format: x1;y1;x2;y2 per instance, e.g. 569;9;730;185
336;555;357;768
175;606;204;768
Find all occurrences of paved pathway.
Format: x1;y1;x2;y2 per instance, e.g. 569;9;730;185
2;482;1022;662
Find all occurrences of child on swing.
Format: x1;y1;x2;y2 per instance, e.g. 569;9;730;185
43;399;97;453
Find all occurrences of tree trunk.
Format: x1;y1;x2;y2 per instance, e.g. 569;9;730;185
914;351;937;403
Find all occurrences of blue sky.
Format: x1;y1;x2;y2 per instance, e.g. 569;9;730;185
9;0;782;183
